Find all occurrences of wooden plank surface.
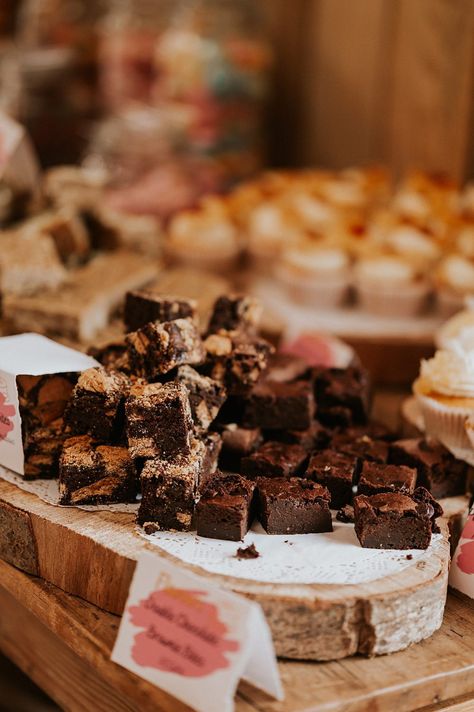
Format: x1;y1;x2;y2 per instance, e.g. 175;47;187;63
265;0;474;180
0;558;473;712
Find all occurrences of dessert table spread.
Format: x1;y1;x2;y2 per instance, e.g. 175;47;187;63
0;389;473;710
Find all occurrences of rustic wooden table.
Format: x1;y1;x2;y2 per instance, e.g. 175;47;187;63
0;557;473;712
0;389;473;711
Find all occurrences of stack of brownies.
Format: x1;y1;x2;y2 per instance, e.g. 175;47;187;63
45;292;469;549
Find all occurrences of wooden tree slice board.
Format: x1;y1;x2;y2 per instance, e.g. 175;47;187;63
0;477;468;662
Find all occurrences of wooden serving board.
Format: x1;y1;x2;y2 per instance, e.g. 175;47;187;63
0;477;468;662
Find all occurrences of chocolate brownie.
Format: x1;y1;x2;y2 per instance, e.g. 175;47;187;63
331;432;389;464
64;367;130;442
389;437;468;498
202;331;272;395
207;294;261;335
264;353;310;383
17;372;77;429
219;424;262;471
199;432;223;487
23;418;67;480
256;477;332;534
59;435;137;505
354;488;443;550
313;366;371;426
265;421;331;452
176;365;227;433
242;380;315;431
241;441;308;479
357;462;417;497
137;445;203;529
125;382;193;459
126;318;205;379
124;291;196;331
305;450;359;509
196;472;255;540
88;340;130;373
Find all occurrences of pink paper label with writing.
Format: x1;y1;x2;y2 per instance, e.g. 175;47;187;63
0;393;15;441
129;588;239;677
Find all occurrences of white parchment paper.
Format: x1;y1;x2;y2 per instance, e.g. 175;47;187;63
140;518;444;586
0;466;139;514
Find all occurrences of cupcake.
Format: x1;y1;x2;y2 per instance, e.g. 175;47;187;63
466;415;474;450
384;225;441;267
436;308;474;352
275;245;351;308
435;255;474;317
166;199;240;272
354;255;430;317
246;199;301;273
413;349;474;451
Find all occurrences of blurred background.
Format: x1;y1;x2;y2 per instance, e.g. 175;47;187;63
1;0;473;192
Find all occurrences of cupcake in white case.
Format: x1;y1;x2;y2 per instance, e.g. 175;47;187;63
436;308;474;353
246;200;301;272
384;225;442;267
354;255;430;317
166;200;240;272
275;245;351;308
435;255;474;317
413;349;474;451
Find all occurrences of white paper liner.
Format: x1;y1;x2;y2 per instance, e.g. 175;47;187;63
0;465;139;514
139;518;444;586
415;392;473;451
402;397;474;467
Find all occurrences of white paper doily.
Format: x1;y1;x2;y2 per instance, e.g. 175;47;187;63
0;465;139;514
140;519;444;585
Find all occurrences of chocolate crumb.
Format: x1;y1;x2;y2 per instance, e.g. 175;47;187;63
336;505;355;523
143;522;160;535
406;554;413;560
235;543;260;559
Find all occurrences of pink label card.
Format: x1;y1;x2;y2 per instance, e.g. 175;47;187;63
112;553;283;712
449;507;474;597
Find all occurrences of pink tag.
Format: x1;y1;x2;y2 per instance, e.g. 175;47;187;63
112;553;283;712
450;509;474;595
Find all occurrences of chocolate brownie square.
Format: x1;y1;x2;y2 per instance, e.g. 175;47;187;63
264;352;310;383
202;331;273;395
207;294;261;335
137;447;203;530
305;450;359;509
88;340;131;373
242;380;315;430
389;437;468;499
199;432;223;487
354;487;443;550
219;424;262;471
357;462;417;497
177;365;227;433
196;472;255;540
17;372;77;429
59;435;137;505
124;291;196;331
126;318;204;379
313;366;371;426
256;477;332;534
241;441;307;479
64;367;130;442
23;418;67;479
125;382;193;459
265;421;331;452
332;431;389;464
